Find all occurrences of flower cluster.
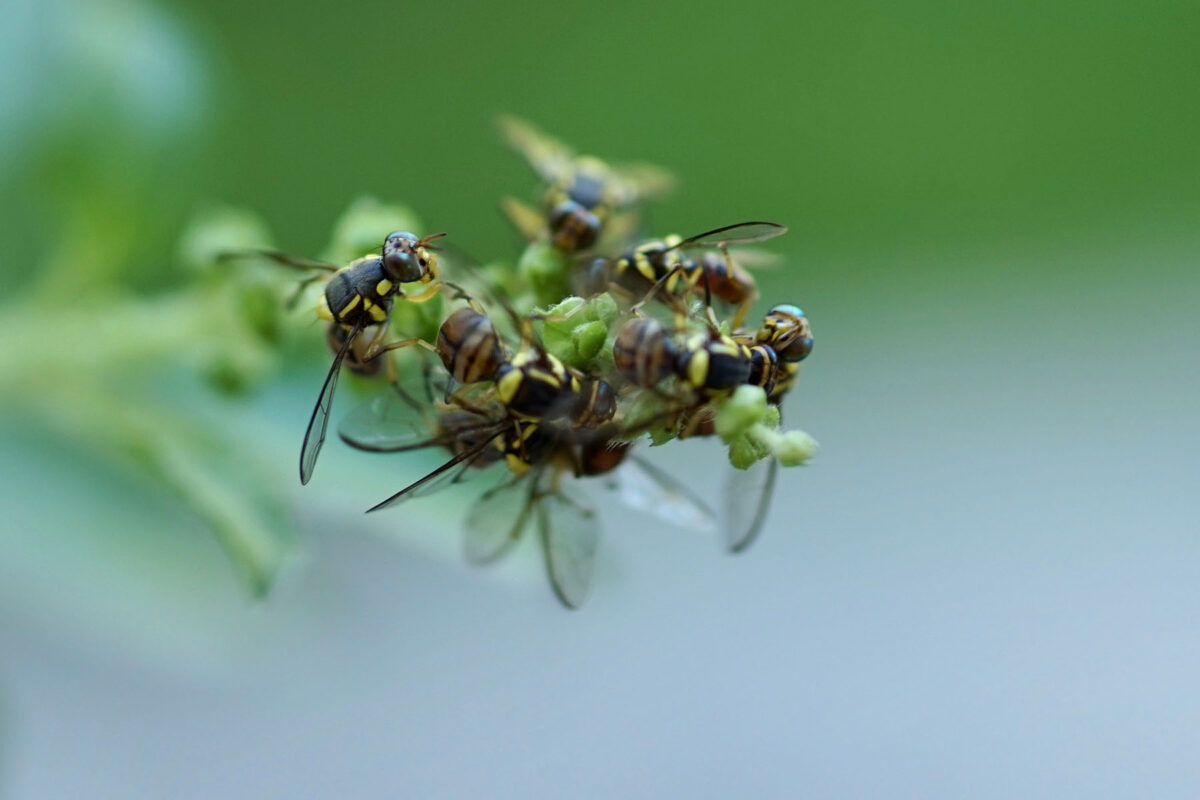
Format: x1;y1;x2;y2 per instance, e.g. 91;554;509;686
213;117;818;607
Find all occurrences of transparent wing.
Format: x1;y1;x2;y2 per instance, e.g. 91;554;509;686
618;455;717;532
594;209;645;254
609;161;677;205
539;485;600;609
669;221;788;252
723;457;778;553
299;319;363;485
500;196;547;242
725;247;782;269
366;435;498;512
338;390;437;452
407;453;496;500
496;115;575;185
463;475;537;565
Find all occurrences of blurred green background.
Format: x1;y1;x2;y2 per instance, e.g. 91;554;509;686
2;0;1198;797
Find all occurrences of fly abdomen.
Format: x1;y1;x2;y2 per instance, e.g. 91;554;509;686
613;317;678;387
436;307;504;384
324;256;393;326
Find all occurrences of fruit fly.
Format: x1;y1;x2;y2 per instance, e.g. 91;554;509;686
584;221;787;329
497;115;675;253
610;300;815;553
220;230;447;484
611;316;753;396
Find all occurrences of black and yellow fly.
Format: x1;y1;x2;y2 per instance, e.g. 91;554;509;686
497;115;675;253
221;230;447;484
584;220;787;329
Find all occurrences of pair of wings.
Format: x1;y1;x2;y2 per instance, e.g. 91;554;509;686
464;473;599;609
617;448;778;554
339;390;780;605
658;220;788;256
497;115;677;208
340;392;600;607
456;450;776;607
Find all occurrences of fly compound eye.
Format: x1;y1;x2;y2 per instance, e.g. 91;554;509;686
382;249;422;282
384;230;419;246
768;304;804;320
780;335;813;362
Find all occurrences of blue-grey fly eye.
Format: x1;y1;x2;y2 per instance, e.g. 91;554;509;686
383;249;421;282
384;231;418;246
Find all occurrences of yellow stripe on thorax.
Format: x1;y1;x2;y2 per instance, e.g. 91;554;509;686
496;368;523;405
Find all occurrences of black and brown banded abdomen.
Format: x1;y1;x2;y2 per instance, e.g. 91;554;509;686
613;317;677;387
436;308;504;384
571;379;617;427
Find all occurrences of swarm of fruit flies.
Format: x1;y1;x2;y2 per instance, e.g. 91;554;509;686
222;116;817;608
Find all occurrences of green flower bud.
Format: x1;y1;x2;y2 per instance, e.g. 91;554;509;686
773;430;818;466
570;321;608;367
584;292;618;326
715;385;769;442
537;295;619;370
543;296;585;318
728;430;773;469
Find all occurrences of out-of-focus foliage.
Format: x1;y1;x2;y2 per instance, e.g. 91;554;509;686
1;0;211;295
0;202;290;595
1;0;288;595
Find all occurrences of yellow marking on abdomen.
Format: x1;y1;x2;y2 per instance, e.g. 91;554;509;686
686;349;709;388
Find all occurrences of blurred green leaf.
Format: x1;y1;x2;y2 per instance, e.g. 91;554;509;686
322;196;423;265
